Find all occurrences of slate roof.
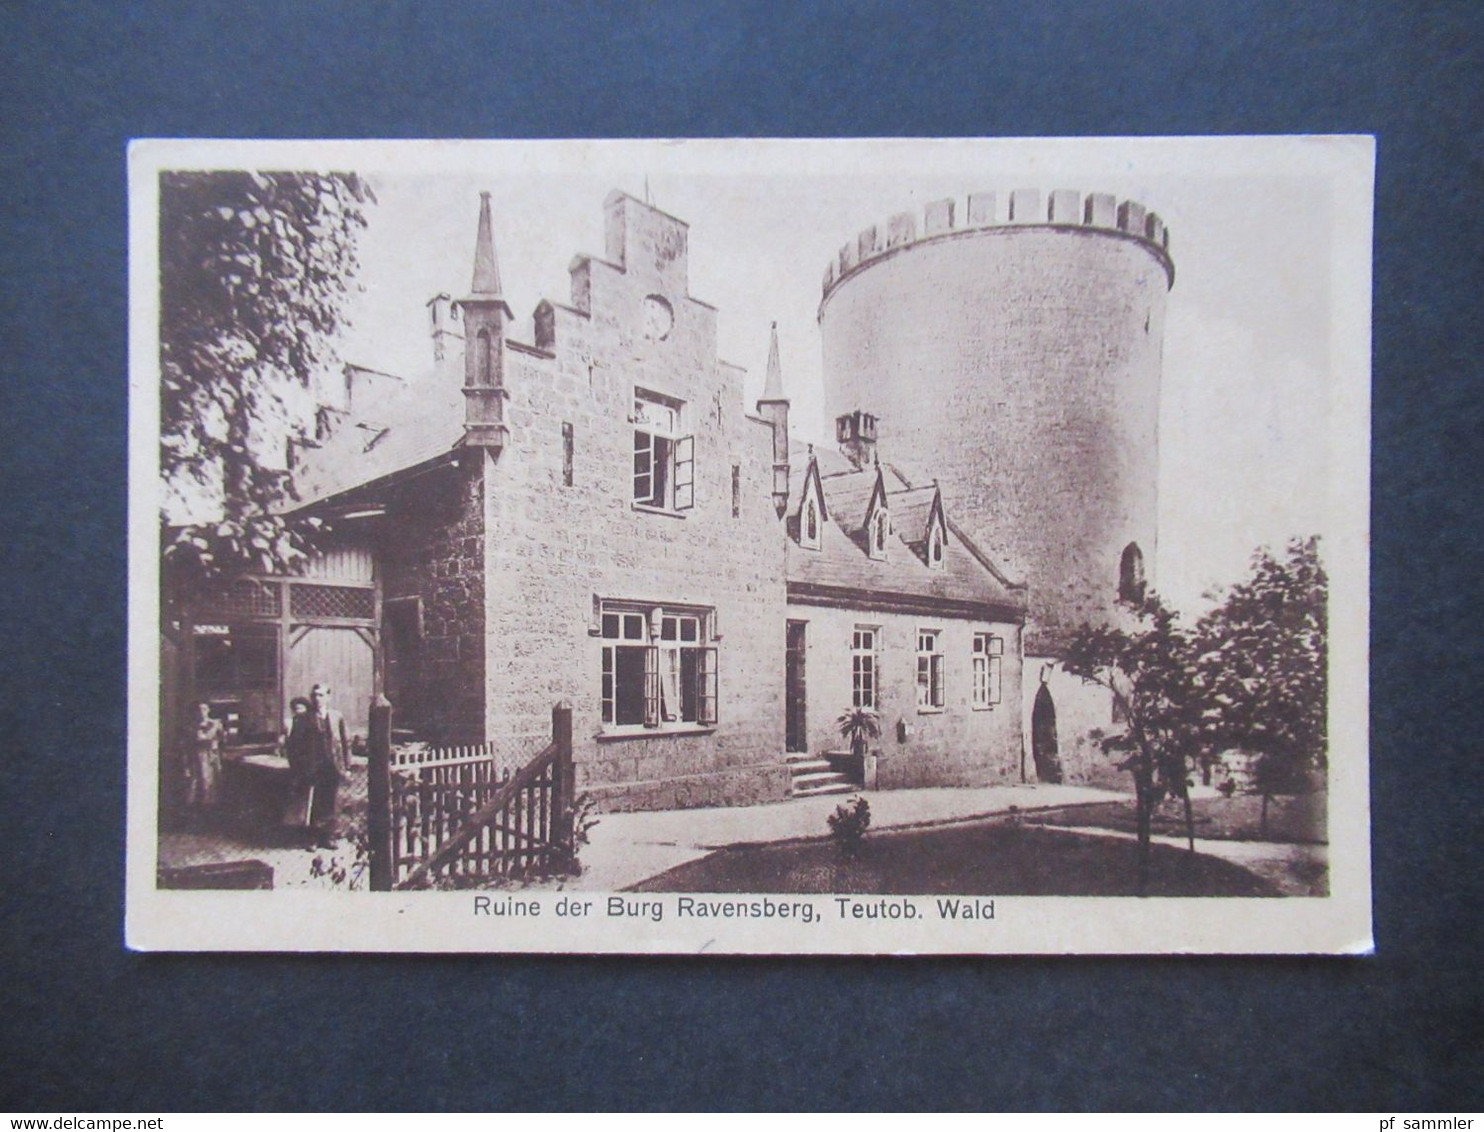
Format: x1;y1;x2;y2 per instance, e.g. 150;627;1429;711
289;362;464;510
784;441;1025;620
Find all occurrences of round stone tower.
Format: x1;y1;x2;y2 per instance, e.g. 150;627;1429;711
818;189;1173;785
818;188;1173;657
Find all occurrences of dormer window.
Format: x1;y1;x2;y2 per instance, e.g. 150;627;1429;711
796;455;827;551
633;389;693;512
925;484;948;570
865;464;889;561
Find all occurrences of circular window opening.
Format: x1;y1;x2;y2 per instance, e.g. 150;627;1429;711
643;294;674;341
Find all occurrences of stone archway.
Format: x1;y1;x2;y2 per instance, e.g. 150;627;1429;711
1031;683;1063;784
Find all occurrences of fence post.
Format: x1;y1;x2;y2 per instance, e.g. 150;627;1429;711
551;700;575;860
367;694;394;891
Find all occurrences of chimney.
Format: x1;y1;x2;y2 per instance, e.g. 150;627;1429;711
837;410;878;470
755;321;791;516
426;292;461;364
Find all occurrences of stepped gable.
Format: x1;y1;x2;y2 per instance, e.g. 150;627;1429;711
783;444;1024;617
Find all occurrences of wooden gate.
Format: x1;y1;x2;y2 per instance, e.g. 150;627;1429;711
367;701;576;890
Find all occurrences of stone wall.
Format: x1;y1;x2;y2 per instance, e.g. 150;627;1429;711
794;603;1023;789
481;192;790;811
1021;656;1127;790
379;459;487;741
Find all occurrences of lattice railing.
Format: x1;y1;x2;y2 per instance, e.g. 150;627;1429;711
194;578;282;619
290;583;375;620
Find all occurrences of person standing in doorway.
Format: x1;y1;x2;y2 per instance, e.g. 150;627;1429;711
186;701;224;825
305;683;350;848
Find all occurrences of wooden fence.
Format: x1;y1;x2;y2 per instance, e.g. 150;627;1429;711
366;699;575;891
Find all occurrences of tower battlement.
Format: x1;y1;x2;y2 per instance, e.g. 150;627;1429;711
820;189;1173;308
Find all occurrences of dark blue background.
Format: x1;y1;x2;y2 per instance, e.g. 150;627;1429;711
2;1;1480;1112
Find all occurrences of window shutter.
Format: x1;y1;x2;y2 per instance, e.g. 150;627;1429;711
989;655;1002;706
634;430;654;503
642;645;660;727
673;435;695;510
698;646;719;725
931;652;945;708
601;645;615;723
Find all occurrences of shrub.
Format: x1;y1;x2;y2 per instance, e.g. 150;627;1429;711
828;796;871;855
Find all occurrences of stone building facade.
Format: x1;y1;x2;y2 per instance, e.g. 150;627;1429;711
166;180;1174;810
816;190;1174;787
284;188;1035;811
781;420;1026;790
297;192;791;809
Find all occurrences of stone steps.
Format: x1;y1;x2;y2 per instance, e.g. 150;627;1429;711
785;753;860;798
792;779;857;798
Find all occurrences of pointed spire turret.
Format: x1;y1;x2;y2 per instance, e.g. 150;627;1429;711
756;320;792;517
470;192;503;296
761;321;785;402
455;192;513;450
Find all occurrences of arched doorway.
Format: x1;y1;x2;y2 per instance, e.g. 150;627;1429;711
1031;684;1063;784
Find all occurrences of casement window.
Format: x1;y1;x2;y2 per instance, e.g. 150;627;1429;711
972;632;1004;709
916;629;945;710
633;390;693;511
851;626;879;710
600;603;717;729
928;524;945;569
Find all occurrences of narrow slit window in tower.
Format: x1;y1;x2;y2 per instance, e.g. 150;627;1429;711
1119;542;1147;604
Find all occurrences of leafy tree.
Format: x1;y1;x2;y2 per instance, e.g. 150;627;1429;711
1063;596;1204;893
159;170;372;579
1194;537;1327;835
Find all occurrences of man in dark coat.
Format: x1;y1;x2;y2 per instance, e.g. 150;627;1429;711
300;682;349;848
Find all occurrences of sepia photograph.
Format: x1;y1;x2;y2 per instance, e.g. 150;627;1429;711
126;136;1373;953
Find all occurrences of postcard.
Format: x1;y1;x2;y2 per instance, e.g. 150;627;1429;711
126;136;1373;953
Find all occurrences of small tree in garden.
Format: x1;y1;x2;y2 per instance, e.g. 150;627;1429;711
836;707;881;759
1195;537;1328;836
827;797;872;856
1063;595;1204;893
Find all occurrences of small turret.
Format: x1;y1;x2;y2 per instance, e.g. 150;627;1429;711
755;321;791;516
454;192;513;450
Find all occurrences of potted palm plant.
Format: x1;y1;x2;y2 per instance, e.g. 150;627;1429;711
834;707;881;789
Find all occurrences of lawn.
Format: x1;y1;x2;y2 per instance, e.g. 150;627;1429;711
1025;791;1327;845
631;818;1280;897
